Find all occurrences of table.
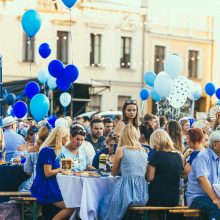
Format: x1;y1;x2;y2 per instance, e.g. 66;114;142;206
57;174;120;220
0;165;29;191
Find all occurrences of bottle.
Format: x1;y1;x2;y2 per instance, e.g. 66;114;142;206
99;154;107;171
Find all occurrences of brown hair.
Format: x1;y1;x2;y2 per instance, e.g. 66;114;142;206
122;103;139;129
187;128;204;144
167;120;184;153
37;126;50;147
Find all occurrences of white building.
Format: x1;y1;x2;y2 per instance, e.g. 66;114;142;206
0;0;148;115
0;0;217;117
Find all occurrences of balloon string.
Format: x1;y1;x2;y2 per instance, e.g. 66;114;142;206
69;8;73;65
29;37;32;79
64;107;66;117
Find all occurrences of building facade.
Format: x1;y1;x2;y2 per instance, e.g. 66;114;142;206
0;0;215;116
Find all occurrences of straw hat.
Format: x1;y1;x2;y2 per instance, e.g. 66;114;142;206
2;116;16;127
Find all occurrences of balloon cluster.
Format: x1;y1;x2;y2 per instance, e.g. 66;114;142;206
48;60;79;92
12;2;79;121
141;54;203;109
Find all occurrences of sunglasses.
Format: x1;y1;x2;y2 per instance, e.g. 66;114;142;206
70;128;86;136
125;99;137;104
107;133;119;141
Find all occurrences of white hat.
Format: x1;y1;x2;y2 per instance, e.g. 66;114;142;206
2;116;16;127
55;118;69;128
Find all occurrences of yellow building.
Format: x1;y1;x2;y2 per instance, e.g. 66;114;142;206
145;8;214;116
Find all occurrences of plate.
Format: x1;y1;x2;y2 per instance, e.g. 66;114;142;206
74;171;101;178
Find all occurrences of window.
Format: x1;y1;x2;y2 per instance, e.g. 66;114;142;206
154;45;165;74
90;33;101;67
37;0;58;10
90;95;101;111
188;50;199;78
120;37;131;69
57;31;69;64
118;96;131;111
22;35;35;62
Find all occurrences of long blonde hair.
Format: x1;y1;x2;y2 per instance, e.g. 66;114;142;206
150;129;177;152
118;124;142;149
40;126;69;155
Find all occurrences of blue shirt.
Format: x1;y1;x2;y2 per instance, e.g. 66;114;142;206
186;148;220;206
59;147;88;172
85;134;106;152
3;129;25;153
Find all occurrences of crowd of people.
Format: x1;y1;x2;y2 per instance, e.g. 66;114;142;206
1;99;220;220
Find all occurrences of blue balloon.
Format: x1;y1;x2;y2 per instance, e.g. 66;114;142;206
47;115;57;128
217;100;220;106
61;0;77;8
150;88;161;102
21;9;41;38
13;101;28;119
205;82;215;96
37;69;49;84
216;88;220;99
63;64;79;83
144;71;156;87
140;88;149;101
56;77;72;92
47;75;57;90
38;43;51;59
5;93;16;106
30;94;49;122
48;60;64;78
25;81;40;99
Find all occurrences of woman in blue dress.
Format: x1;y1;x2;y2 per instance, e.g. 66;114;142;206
31;126;73;220
99;124;149;220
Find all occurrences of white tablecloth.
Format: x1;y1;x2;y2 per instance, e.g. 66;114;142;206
57;174;120;220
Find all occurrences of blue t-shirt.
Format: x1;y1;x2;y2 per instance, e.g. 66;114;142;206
4;129;25;153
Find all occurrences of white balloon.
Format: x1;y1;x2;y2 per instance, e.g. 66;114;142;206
167;76;189;108
37;69;49;84
47;75;57;90
164;54;182;79
154;71;173;98
187;80;202;101
60;92;71;107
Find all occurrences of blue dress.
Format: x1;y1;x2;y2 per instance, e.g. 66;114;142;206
99;147;149;220
31;147;63;204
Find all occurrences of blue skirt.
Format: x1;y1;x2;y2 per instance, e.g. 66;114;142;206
31;174;63;204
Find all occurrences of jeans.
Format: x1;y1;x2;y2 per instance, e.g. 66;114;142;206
190;196;220;220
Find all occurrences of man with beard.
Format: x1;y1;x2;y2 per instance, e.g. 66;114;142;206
85;119;106;152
